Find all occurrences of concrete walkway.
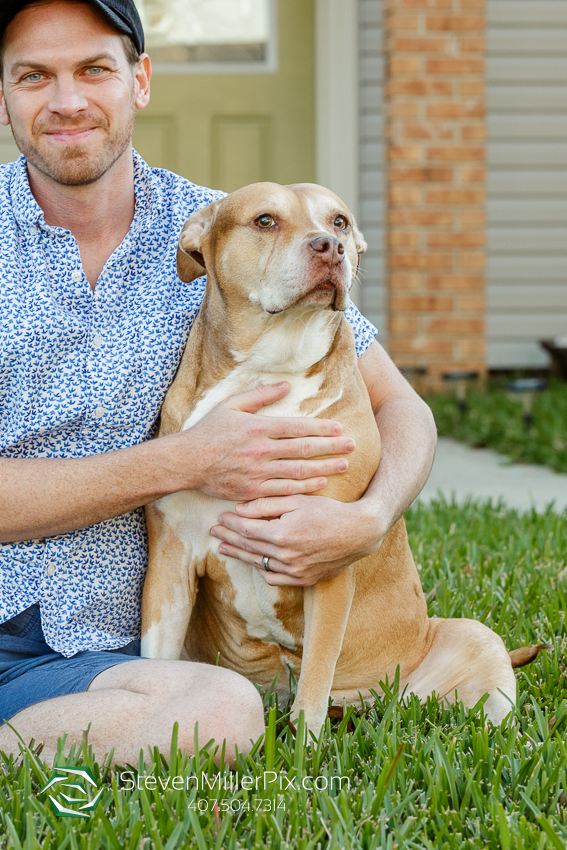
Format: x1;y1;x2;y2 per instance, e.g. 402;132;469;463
418;437;567;513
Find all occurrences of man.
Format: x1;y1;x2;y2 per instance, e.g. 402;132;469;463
0;0;436;766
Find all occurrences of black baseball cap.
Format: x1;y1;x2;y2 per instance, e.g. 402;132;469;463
0;0;145;55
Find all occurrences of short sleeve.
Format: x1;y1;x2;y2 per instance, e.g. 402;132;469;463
344;303;378;357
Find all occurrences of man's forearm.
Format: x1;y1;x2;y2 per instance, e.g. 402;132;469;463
360;394;437;541
0;438;179;543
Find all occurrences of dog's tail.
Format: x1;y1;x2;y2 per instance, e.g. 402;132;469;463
508;644;551;669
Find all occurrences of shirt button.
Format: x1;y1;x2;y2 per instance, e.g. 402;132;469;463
92;333;104;349
29;225;38;237
71;270;82;282
46;564;55;577
94;405;106;419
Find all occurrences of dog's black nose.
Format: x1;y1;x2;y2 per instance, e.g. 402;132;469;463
310;236;345;263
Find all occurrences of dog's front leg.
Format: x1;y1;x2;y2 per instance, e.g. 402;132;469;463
140;503;196;660
291;568;356;735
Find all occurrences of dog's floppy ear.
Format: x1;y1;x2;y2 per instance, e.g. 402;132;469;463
352;220;367;279
353;220;367;256
177;214;209;283
352;219;368;279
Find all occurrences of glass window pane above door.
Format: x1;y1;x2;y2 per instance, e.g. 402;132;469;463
134;0;275;70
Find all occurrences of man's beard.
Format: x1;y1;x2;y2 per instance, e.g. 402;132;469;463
7;99;136;187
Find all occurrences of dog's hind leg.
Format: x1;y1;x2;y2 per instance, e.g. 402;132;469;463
291;567;356;735
404;617;517;724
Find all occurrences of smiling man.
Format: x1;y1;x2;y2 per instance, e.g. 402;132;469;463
0;0;436;765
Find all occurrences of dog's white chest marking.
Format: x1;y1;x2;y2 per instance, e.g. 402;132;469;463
155;310;342;650
183;311;340;430
225;559;298;649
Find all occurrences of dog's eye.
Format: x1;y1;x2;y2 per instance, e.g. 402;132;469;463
334;215;349;230
256;214;275;228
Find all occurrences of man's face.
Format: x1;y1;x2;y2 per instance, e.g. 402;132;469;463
0;1;150;186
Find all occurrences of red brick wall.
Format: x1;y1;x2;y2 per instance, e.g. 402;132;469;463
383;0;486;383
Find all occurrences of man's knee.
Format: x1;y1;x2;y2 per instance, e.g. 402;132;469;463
172;666;265;760
89;658;266;761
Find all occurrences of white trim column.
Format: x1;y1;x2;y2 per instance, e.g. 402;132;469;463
315;0;360;219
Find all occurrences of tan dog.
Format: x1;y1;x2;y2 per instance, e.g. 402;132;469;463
141;182;527;734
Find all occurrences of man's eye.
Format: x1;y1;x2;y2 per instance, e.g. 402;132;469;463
85;66;104;75
255;214;275;229
334;215;349;229
25;73;44;83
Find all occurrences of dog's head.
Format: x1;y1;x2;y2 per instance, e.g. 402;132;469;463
177;182;367;315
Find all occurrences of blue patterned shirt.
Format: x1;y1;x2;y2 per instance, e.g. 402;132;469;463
0;151;378;657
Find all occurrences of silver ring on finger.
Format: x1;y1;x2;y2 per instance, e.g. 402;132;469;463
262;555;273;573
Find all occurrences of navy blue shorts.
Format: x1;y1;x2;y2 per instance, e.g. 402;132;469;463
0;604;140;724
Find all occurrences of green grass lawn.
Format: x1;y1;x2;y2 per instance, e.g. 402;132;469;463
423;379;567;474
1;499;566;849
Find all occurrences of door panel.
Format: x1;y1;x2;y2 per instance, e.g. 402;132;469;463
133;0;314;192
134;115;178;172
212;116;272;192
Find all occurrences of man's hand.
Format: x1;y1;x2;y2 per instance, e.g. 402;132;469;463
166;382;356;502
210;494;382;586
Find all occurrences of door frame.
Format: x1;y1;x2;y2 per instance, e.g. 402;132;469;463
315;0;360;219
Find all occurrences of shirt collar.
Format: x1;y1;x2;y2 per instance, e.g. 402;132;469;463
132;148;165;223
10;148;165;230
10;155;43;227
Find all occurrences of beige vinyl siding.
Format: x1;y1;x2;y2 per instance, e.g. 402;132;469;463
487;0;567;368
0;126;19;165
359;0;386;340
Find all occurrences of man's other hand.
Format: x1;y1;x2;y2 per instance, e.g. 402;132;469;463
210;494;382;586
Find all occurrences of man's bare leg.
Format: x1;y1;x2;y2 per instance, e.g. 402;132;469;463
0;660;265;767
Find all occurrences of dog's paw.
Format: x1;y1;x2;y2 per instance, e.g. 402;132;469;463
290;702;327;739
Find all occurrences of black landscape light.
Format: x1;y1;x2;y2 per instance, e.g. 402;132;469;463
442;371;480;414
505;378;547;432
540;337;567;382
